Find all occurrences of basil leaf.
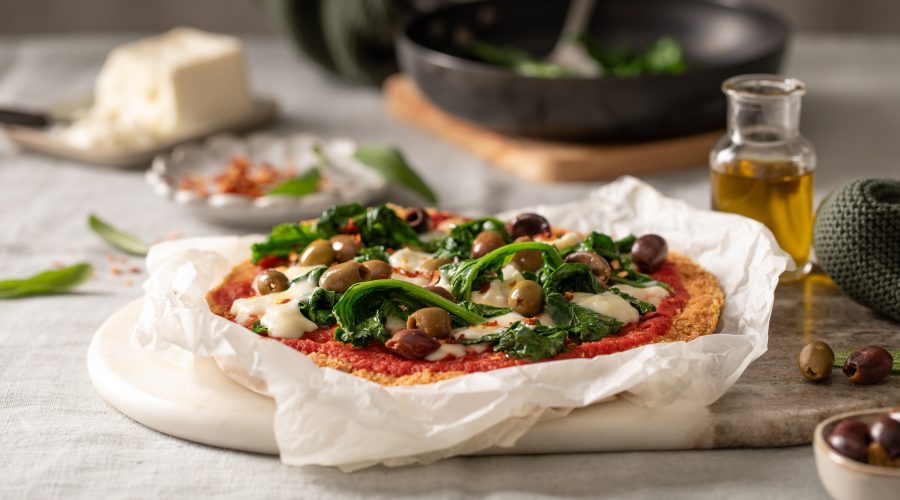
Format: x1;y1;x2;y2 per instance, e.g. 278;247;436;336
545;292;622;342
0;263;93;299
356;205;424;249
448;242;563;301
88;214;149;256
251;222;319;263
267;168;320;197
354;246;389;263
457;301;512;318
460;321;568;360
333;279;485;347
608;288;656;315
568;231;618;260
292;266;326;285
469;42;574;78
353;145;437;204
251;321;268;335
542;263;600;295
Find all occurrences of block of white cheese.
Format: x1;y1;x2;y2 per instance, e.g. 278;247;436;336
59;28;254;150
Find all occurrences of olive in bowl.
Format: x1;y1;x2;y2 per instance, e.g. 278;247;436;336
813;407;900;500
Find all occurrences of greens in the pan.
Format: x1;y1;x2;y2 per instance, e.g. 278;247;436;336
469;35;686;78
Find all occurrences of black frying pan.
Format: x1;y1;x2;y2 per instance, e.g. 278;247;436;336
396;0;788;141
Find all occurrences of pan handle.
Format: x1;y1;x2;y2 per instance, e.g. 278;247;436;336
0;108;50;128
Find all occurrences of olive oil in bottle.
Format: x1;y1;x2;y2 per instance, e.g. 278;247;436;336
710;75;816;280
711;159;814;269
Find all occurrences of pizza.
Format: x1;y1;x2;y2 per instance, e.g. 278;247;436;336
207;203;723;389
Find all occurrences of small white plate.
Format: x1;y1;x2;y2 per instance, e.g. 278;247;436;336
813;407;900;500
146;132;387;228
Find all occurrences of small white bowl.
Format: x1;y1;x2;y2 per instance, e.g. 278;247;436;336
146;133;387;228
813;407;900;500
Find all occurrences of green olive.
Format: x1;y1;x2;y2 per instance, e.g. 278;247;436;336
361;259;392;280
565;251;612;286
424;285;456;303
511;236;543;272
407;307;452;339
319;261;371;292
508;279;544;317
421;257;452;271
330;234;360;263
300;239;335;266
255;269;290;295
472;230;505;259
798;341;834;382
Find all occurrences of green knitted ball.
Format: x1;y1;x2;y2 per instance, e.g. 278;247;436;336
814;179;900;322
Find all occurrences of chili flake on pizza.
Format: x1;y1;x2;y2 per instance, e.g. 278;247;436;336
207;203;723;388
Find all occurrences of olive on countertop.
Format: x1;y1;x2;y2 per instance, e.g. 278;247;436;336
404;208;431;234
319;261;370;292
407;307;452;338
255;269;290;295
511;236;543;273
361;259;392;280
870;415;900;458
424;285;456;303
508;280;544;317
632;234;668;272
421;257;452;271
798;341;834;382
385;329;440;359
329;234;360;263
828;419;872;463
506;213;551;239
300;239;335;266
565;251;612;285
843;346;893;385
472;230;506;259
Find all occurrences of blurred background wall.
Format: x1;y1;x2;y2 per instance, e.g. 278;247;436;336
2;0;899;34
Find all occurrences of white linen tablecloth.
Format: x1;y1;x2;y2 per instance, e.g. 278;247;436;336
2;33;899;499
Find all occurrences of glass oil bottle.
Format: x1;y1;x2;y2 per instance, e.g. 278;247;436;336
710;74;816;280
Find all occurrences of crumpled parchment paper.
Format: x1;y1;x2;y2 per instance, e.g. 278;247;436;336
133;176;790;471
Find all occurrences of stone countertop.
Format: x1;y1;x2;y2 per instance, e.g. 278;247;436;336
1;33;898;499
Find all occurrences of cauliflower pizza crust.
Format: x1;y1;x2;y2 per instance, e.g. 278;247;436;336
207;207;723;391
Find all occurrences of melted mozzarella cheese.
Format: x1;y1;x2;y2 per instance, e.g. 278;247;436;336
230;275;320;338
612;284;670;307
385;315;407;332
471;280;511;308
500;264;525;287
425;343;467;361
571;292;640;324
452;312;527;340
260;300;318;339
389;271;431;287
388;248;432;273
551;232;582;250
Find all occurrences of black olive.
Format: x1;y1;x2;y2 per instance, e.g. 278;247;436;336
631;234;668;272
506;213;551;239
843;346;893;385
870;415;900;458
827;419;871;463
405;208;431;234
385;329;440;359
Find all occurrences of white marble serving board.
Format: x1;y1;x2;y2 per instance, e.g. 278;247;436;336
88;299;719;456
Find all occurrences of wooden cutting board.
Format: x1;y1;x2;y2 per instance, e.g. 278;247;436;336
87;275;900;458
384;75;720;182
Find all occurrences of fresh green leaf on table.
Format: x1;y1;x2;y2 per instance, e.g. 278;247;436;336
88;214;149;256
353;146;438;204
0;263;93;299
267;168;321;197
